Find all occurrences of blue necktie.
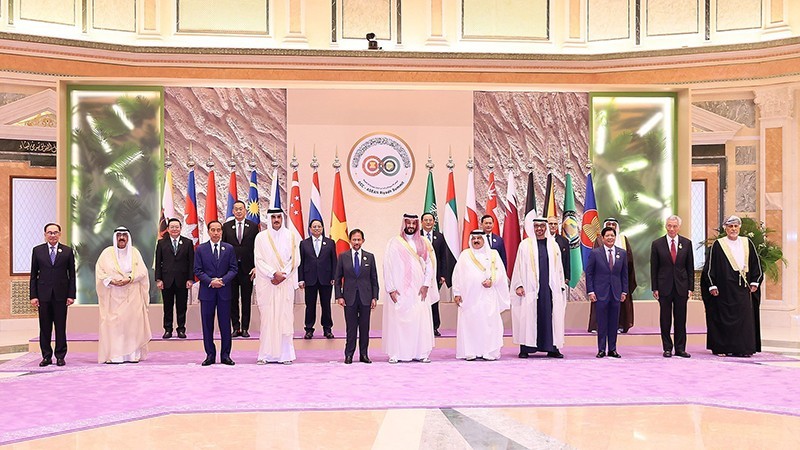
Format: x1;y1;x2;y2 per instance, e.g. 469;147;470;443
50;246;56;265
354;251;360;276
214;244;219;260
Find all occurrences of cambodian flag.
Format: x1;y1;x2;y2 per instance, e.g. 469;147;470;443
185;169;199;246
225;171;237;222
246;170;260;226
580;172;600;270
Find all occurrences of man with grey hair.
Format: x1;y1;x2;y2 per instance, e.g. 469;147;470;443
701;215;763;357
650;215;694;358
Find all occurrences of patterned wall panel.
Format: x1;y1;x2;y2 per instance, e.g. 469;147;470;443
693;100;756;128
342;0;391;40
588;0;630;41
177;0;269;34
735;145;756;165
735;170;757;212
11;178;57;274
11;280;36;316
717;0;762;31
20;0;76;25
646;0;698;36
93;0;136;32
462;0;549;40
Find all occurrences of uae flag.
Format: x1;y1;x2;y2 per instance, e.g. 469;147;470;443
441;169;460;287
330;168;350;255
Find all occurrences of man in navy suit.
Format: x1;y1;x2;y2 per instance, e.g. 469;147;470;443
30;223;76;367
334;229;379;364
222;201;258;338
586;226;629;358
420;212;448;336
155;218;194;339
298;219;337;339
194;220;238;366
650;215;694;358
481;215;507;269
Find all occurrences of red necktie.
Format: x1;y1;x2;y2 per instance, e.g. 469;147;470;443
608;249;614;271
670;239;677;264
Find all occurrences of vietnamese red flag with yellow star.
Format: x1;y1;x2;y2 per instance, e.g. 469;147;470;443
330;168;349;255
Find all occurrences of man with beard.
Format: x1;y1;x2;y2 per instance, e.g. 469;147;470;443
382;214;440;363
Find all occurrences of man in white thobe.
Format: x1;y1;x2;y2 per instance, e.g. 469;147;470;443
452;231;510;361
510;217;567;358
382;213;440;363
95;227;151;364
254;208;300;364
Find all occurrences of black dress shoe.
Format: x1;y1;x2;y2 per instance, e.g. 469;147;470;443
304;331;313;340
56;358;65;366
434;329;442;337
608;351;621;358
675;351;691;358
596;351;606;358
162;331;172;339
201;358;214;366
324;332;334;339
221;358;235;366
232;329;242;338
177;331;187;339
39;358;52;367
360;355;372;364
518;352;529;359
663;350;673;358
345;355;353;364
547;350;564;359
241;330;250;338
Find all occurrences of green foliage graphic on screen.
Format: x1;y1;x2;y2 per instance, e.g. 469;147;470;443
68;88;164;304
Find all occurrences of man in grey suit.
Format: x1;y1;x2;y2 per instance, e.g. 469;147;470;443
334;229;379;364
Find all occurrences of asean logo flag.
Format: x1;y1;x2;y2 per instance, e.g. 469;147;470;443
580;172;600;270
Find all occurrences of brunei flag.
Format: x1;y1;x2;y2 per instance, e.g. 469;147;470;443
543;173;557;218
330;168;349;255
580;172;601;270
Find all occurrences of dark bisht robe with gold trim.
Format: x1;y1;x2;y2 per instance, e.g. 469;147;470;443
701;237;763;355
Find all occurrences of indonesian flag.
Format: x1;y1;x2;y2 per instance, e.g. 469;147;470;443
225;171;238;222
202;169;219;243
288;167;305;239
502;171;521;278
441;169;460;287
461;168;479;250
330;168;349;255
185;169;199;246
158;168;176;239
485;170;500;234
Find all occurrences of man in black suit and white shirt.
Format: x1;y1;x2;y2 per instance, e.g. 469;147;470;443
481;215;507;269
650;215;695;358
334;229;379;364
222;200;258;338
298;219;338;339
420;212;448;336
548;216;572;284
30;223;76;367
155;218;194;339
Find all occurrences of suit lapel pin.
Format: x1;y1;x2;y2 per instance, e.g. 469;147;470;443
57;248;62;253
616;254;620;259
323;241;327;245
679;243;683;249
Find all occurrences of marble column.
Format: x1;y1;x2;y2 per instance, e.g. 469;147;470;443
754;85;798;325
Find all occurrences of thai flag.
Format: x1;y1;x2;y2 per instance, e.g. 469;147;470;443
308;167;323;226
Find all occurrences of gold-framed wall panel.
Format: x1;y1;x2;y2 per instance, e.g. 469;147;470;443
587;0;631;42
176;0;270;35
341;0;391;40
92;0;136;33
461;0;550;41
19;0;77;26
646;0;700;37
716;0;762;32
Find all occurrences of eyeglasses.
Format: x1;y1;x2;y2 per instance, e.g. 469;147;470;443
45;231;61;235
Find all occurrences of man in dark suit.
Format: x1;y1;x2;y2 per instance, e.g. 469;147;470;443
334;229;379;364
195;220;238;366
586;226;629;358
420;212;447;336
650;215;695;358
155;218;194;339
481;215;507;269
298;219;337;339
30;223;76;367
548;216;572;284
222;201;257;337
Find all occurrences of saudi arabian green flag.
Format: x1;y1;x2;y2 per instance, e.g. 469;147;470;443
562;174;583;288
423;171;440;232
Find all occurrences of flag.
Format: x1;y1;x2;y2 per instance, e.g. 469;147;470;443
441;169;460;287
158;168;175;239
288;167;305;239
225;171;238;222
522;172;537;238
185;169;199;246
267;167;281;211
330;168;349;255
580;172;601;270
246;170;260;227
563;173;583;287
502;170;521;278
485;170;500;234
308;167;323;227
543;173;557;218
202;169;219;243
423;171;439;231
461;168;478;250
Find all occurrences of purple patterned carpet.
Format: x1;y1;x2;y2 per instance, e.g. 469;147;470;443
1;343;800;445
